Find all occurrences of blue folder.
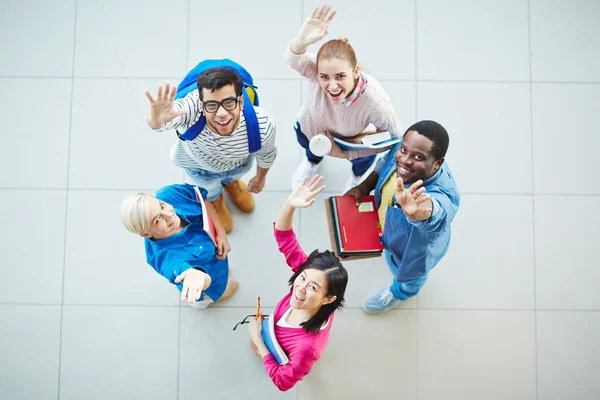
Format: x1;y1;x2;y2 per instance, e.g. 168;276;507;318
261;316;289;365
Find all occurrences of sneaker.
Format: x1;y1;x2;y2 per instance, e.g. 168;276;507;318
223;180;254;213
343;173;363;193
217;279;238;303
362;287;402;313
291;158;320;190
210;194;233;233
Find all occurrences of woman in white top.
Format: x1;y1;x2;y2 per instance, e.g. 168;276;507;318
285;4;403;192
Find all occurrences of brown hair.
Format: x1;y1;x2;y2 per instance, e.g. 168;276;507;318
317;38;360;71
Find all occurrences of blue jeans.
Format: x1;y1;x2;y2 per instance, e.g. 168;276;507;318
294;122;377;177
385;250;428;300
184;156;254;201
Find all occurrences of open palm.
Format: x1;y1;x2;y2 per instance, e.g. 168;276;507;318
297;5;336;46
287;175;326;208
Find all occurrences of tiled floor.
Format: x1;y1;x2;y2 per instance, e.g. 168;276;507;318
1;1;599;399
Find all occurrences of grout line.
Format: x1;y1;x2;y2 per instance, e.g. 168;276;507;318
185;0;191;71
56;2;79;398
2;76;599;84
1;302;597;312
176;304;182;400
527;1;539;399
3;187;600;197
414;0;420;397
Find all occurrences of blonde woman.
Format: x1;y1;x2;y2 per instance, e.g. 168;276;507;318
120;184;237;308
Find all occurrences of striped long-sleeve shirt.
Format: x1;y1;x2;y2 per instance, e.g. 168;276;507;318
152;89;277;172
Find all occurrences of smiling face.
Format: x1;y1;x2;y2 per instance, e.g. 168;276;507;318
395;130;444;184
289;268;336;311
317;57;359;104
201;84;243;136
142;196;183;240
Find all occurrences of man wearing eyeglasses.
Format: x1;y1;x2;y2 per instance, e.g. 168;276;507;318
145;68;277;233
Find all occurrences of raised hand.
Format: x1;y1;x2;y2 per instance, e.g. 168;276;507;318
287;174;326;209
295;5;336;48
145;82;188;129
394;177;433;221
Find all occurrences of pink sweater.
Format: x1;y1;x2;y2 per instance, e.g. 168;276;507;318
263;226;334;391
284;42;404;159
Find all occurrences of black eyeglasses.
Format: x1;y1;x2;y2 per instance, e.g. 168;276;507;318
232;314;269;331
202;96;240;113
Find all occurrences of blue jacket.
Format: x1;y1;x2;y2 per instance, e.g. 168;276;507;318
144;184;228;301
374;144;460;282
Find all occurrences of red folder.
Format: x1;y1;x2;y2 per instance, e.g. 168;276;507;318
328;195;383;258
194;186;218;246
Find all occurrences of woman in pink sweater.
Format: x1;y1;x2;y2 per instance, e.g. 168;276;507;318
286;4;404;193
248;175;348;391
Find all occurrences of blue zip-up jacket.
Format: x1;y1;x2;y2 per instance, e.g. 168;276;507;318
374;144;460;282
144;184;228;301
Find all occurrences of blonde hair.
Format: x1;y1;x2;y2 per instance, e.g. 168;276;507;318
317;37;362;71
120;193;152;235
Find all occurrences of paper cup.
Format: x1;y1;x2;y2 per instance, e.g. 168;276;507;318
309;134;332;157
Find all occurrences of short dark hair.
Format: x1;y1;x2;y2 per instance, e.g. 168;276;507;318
287;250;348;334
405;120;449;160
196;67;243;100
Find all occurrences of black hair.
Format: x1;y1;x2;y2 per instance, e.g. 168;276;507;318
405;120;450;160
287;250;348;334
196;67;243;100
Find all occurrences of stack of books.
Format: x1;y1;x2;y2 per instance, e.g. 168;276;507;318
324;195;384;260
194;186;218;246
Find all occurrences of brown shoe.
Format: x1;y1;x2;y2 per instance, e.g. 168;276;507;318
210;194;232;233
223;180;254;213
217;279;238;303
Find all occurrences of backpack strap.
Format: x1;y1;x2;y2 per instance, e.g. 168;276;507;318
241;88;261;153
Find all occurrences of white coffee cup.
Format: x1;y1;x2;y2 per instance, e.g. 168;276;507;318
309;134;332;157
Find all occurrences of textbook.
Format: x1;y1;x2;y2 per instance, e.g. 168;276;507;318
332;130;400;151
325;195;384;260
193;186;218;246
261;316;289;365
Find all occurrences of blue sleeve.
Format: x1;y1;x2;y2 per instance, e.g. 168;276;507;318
146;248;206;290
155;184;207;205
407;191;456;237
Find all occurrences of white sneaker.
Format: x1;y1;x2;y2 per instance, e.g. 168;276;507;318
343;173;363;193
291;158;320;190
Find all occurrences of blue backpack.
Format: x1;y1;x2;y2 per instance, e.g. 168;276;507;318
175;59;261;153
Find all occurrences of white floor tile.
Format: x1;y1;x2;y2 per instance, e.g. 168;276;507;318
530;0;600;82
59;306;179;400
298;309;418;400
418;82;533;193
63;190;179;306
188;0;301;79
0;0;75;76
0;189;66;304
74;0;187;77
418;310;537;400
0;305;61;399
0;79;72;188
532;83;600;194
419;194;535;309
537;311;600;400
417;0;530;81
303;0;416;80
69;78;183;189
179;307;296;398
535;196;600;310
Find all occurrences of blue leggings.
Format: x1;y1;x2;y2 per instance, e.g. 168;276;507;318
294;122;377;177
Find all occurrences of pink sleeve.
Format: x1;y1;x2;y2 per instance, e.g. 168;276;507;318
273;224;308;272
262;347;317;392
284;41;318;81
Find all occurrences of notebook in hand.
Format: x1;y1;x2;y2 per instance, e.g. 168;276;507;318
261;316;289;365
332;131;400;151
194;186;218;246
326;195;384;259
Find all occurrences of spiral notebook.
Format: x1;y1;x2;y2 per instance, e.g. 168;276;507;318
261;316;289;365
